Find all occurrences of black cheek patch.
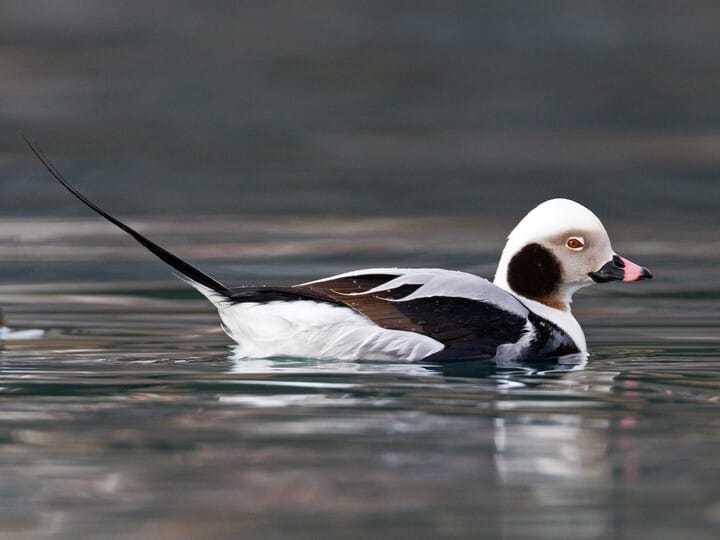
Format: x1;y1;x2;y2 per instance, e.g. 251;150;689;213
507;243;562;300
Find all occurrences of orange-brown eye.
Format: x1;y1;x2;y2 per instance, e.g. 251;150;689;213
566;237;584;250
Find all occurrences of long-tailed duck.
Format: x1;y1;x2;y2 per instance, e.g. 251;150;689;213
26;138;651;362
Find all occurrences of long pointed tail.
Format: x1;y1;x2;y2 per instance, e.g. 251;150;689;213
23;135;233;299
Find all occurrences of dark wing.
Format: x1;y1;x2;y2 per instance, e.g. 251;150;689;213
395;296;527;353
299;272;425;332
227;271;426;332
229;268;531;358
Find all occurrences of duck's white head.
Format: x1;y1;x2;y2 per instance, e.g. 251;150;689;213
494;198;651;312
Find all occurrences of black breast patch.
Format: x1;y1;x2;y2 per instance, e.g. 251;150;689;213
527;311;581;358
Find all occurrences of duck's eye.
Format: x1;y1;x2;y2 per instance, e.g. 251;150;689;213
566;237;585;250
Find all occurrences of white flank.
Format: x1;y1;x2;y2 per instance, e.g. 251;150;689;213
217;300;444;360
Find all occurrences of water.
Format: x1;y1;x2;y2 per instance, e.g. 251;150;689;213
2;2;720;538
0;217;718;539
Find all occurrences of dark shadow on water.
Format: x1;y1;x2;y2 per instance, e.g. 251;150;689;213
422;352;589;379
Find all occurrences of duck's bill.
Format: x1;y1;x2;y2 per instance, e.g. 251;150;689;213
589;254;652;283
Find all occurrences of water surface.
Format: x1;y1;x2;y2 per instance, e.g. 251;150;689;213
1;218;718;539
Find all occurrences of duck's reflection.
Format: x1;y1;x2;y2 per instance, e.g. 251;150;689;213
225;348;637;539
228;347;590;379
227;346;446;377
491;413;617;538
425;352;589;379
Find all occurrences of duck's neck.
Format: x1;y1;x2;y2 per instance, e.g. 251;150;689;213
494;276;569;311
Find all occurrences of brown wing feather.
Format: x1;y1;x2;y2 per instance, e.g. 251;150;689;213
294;274;424;333
300;274;399;294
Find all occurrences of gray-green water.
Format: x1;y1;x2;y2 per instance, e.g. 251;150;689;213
2;2;720;538
1;218;718;539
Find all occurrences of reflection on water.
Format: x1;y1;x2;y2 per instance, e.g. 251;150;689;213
0;217;719;539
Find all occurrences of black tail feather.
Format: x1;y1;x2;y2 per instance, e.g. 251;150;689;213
23;134;233;298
